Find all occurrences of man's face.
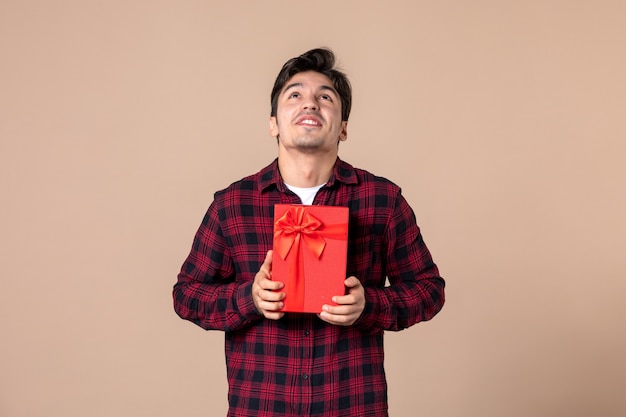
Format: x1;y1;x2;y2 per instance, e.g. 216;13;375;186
269;71;347;153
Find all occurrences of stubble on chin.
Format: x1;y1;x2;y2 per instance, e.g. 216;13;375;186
292;135;324;151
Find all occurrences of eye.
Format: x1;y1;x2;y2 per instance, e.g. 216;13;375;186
319;94;332;101
288;92;300;99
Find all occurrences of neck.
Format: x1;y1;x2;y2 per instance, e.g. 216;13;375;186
277;149;337;187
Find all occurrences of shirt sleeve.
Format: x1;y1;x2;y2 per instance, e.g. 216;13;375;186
173;200;263;331
354;192;445;333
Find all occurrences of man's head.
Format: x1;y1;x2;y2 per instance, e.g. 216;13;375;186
270;48;352;122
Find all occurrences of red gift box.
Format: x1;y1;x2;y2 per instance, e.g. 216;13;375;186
273;204;349;313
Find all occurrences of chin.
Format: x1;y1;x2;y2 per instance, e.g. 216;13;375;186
293;137;324;149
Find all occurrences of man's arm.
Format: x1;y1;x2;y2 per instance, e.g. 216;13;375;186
352;193;445;333
173;202;265;331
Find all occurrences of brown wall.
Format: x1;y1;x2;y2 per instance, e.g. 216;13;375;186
1;1;625;416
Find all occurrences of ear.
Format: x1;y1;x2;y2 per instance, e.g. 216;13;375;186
269;117;278;137
338;121;348;142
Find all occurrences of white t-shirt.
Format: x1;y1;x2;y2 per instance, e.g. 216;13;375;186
285;183;325;205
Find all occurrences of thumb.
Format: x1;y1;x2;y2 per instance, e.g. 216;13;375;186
345;276;360;288
264;250;273;269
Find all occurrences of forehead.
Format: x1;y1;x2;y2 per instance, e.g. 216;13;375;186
282;71;336;92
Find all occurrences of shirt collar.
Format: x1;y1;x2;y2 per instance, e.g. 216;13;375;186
258;157;358;192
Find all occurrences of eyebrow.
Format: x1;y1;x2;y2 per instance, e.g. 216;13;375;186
283;82;338;96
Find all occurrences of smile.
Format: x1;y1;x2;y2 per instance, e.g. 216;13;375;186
296;114;322;126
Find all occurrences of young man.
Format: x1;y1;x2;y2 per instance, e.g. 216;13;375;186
173;48;445;417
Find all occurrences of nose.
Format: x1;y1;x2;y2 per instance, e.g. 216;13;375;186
302;95;318;111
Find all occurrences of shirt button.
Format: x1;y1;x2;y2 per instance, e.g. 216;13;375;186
302;373;309;380
304;330;310;336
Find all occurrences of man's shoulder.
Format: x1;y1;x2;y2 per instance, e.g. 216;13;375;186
217;174;258;193
348;163;401;192
214;160;277;199
213;174;260;201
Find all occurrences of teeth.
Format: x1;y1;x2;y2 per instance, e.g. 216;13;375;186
301;119;318;125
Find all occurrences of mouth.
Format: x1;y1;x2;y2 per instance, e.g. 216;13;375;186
295;114;323;127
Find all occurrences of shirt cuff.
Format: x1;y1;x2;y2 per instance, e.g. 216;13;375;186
235;280;264;321
353;287;388;334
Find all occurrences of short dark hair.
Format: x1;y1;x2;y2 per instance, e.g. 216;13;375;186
270;48;352;121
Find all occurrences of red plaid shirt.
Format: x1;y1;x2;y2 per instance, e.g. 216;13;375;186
174;158;445;417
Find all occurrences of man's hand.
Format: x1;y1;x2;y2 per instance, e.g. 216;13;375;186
252;250;285;320
319;276;365;326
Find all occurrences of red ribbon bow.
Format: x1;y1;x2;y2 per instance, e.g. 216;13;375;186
274;206;347;311
274;207;326;261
